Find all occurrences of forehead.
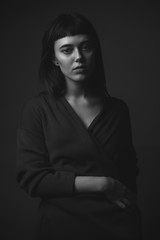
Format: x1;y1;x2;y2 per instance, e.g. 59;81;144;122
54;34;91;48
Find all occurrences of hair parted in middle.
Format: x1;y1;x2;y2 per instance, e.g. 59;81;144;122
39;12;109;97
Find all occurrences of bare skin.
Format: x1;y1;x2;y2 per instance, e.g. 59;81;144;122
54;34;137;209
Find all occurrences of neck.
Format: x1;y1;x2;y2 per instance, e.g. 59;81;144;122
64;78;87;100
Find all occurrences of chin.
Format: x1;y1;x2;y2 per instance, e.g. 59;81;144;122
72;74;90;82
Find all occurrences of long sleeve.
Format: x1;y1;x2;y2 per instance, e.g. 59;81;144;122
16;98;76;198
89;97;139;193
114;102;139;193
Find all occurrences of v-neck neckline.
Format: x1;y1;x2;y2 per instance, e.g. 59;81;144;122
61;95;106;131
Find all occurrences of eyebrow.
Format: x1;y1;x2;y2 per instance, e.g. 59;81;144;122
59;40;91;49
59;44;73;49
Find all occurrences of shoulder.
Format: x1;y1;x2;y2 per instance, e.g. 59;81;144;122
105;96;129;114
19;90;50;129
21;90;49;115
103;96;132;129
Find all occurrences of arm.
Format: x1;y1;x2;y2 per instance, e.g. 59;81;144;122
114;101;139;193
75;175;137;208
74;176;106;193
16;98;109;198
16;99;75;198
74;101;138;208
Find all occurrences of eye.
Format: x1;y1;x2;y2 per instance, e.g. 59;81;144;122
81;42;93;52
61;48;73;54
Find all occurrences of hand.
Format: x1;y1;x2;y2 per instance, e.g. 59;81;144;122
104;177;137;210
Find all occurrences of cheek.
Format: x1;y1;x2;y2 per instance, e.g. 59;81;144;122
57;56;72;70
87;54;96;76
87;52;95;62
88;53;96;68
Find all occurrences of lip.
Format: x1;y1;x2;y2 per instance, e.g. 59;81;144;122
73;67;86;73
73;65;86;70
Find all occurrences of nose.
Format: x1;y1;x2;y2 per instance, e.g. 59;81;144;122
75;48;83;62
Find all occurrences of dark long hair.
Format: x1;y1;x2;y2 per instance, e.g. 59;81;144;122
39;12;109;97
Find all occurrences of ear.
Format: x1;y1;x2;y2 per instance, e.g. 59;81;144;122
53;58;59;66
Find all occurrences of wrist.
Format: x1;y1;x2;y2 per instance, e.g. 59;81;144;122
99;177;113;193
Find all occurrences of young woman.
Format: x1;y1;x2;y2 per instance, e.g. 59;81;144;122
16;12;142;240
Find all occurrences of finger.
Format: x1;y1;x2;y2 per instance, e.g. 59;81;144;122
124;189;138;205
121;198;138;212
122;198;132;207
113;200;126;209
115;182;137;203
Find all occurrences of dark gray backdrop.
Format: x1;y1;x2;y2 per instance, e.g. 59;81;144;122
1;1;160;239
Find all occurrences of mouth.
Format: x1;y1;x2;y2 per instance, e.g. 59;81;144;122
73;66;86;72
73;65;86;70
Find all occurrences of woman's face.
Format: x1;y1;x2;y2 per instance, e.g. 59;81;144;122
54;34;95;82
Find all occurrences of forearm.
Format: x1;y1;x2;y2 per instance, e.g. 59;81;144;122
74;176;138;209
74;176;108;193
17;128;76;198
